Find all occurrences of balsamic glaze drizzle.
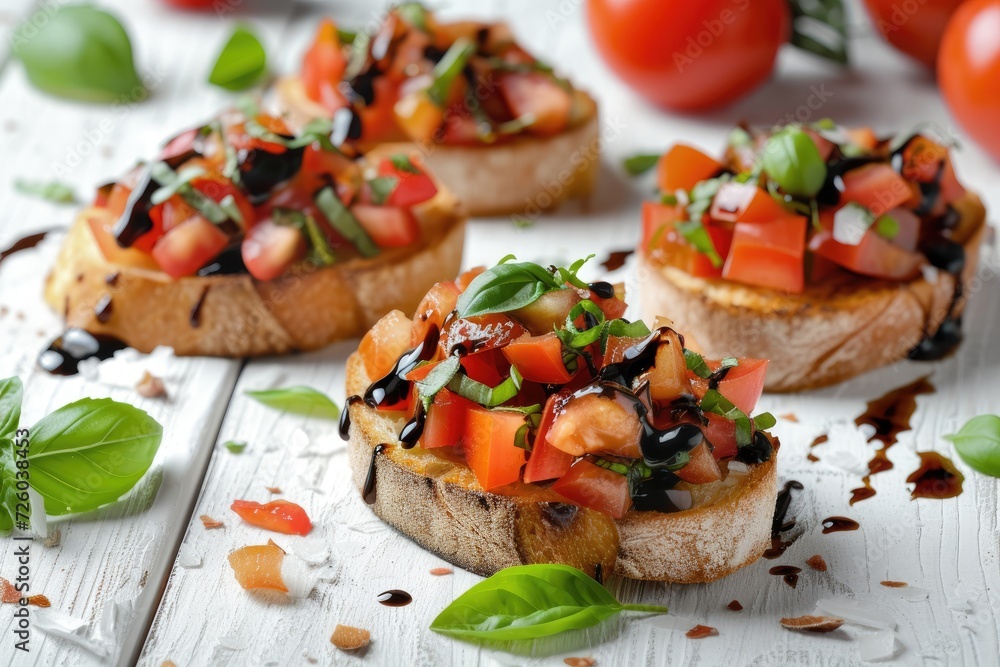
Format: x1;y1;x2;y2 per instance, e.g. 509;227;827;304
38;328;128;376
362;443;387;505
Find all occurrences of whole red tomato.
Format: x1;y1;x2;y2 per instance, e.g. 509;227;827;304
862;0;967;68
586;0;790;111
938;0;1000;162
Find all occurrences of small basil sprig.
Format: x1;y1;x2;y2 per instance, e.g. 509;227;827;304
14;179;77;204
314;187;380;258
414;355;462;410
447;367;523;407
431;564;667;643
760;127;828;198
788;0;849;65
700;389;775;448
246;386;340;420
945;415;1000;478
0;383;162;529
209;24;267;91
427;37;476;107
13;6;145;103
623;153;660;176
456;256;592;318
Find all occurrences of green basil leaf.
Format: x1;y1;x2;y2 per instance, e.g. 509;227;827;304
684;349;712;379
430;564;667;642
448;367;522;407
396;2;429;31
275;208;335;266
246;386;340;420
14;179;77;204
788;0;849;65
0;377;23;442
701;389;753;447
875;214;899;240
427;37;475;107
415;355;462;409
368;176;398;205
754;412;777;431
337;28;357;46
456;260;563;318
390;154;421;174
314;186;380;258
676;220;723;268
761;127;828;198
224;440;247;454
13;6;145;103
27;398;162;515
623;153;660;176
209;24;267;91
721;357;739;369
561;300;607;348
944;415;1000;478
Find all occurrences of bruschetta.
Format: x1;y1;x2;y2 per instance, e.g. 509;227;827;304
341;257;779;583
637;122;986;392
275;4;599;217
45;108;466;357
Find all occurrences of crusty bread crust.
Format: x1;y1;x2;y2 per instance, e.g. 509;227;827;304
638;192;987;393
345;352;778;583
44;190;466;357
275;76;600;217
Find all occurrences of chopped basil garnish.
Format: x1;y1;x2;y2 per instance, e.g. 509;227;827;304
721;356;739;369
274;208;335;266
700;389;753;447
368;176;398;205
14;179;77;204
447;366;523;407
557;300;607;348
684;349;712;379
760;127;827;198
414;355;462;410
244;116;337;151
148;161;233;226
224;440;247;454
623;153;660;176
426;37;476;107
396;2;429;31
343;30;372;82
390;154;421;174
754;412;777;431
455;255;593;318
788;0;849;64
875;214;899;240
336;28;357;45
314;186;380;258
676;220;723;268
208;24;267;91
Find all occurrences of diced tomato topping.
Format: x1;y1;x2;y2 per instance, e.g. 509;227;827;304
377;157;438;207
302;19;348;110
350;204;420;249
839;164;915;217
411;280;460;348
809;212;923;281
588;284;627;320
393;89;445;143
463;406;527;491
602;334;646;367
241;219;306;282
359;309;412;380
522;392;574;484
709;182;788;223
702;413;738;460
642;201;732;278
231;499;313;536
646;330;691;402
657;145;723;193
546;392;642;459
722;217;806;293
160;127;201;162
441;314;526;358
675;442;724;484
497;72;572;136
461;349;509;387
501;333;573;384
420;388;475;449
690;357;768;414
845;127;878;151
85;214;160;270
550;459;631;519
883;207;921;252
803;127;836;162
151;215;229;279
359;77;405;143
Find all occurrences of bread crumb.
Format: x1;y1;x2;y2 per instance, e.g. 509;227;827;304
564;658;596;667
44;528;61;548
430;567;453;576
686;624;718;639
266;486;282;494
727;600;743;611
200;515;223;529
136;371;167;398
806;555;828;571
331;624;370;650
880;580;908;588
780;615;844;632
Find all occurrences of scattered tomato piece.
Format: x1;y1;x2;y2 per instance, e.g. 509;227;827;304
429;567;454;576
686;624;718;639
231;499;312;536
806;555;828;572
200;515;224;529
331;624;371;651
228;543;287;593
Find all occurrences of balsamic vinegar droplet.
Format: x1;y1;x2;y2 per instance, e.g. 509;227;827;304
376;589;412;607
599;249;633;271
821;516;860;534
362;444;387;505
768;566;801;588
38;328;128;376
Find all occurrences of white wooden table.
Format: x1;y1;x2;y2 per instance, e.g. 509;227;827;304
1;0;998;665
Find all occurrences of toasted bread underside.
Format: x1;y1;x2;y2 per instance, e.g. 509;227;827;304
638;192;988;393
44;190;466;357
275;76;600;217
345;352;778;583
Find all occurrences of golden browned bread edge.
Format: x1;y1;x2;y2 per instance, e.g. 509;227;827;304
43;190;466;357
638;192;987;393
274;76;600;217
345;351;778;582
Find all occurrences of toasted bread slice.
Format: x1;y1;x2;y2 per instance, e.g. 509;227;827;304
275;76;600;217
638;192;987;392
44;190;466;357
344;352;778;583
